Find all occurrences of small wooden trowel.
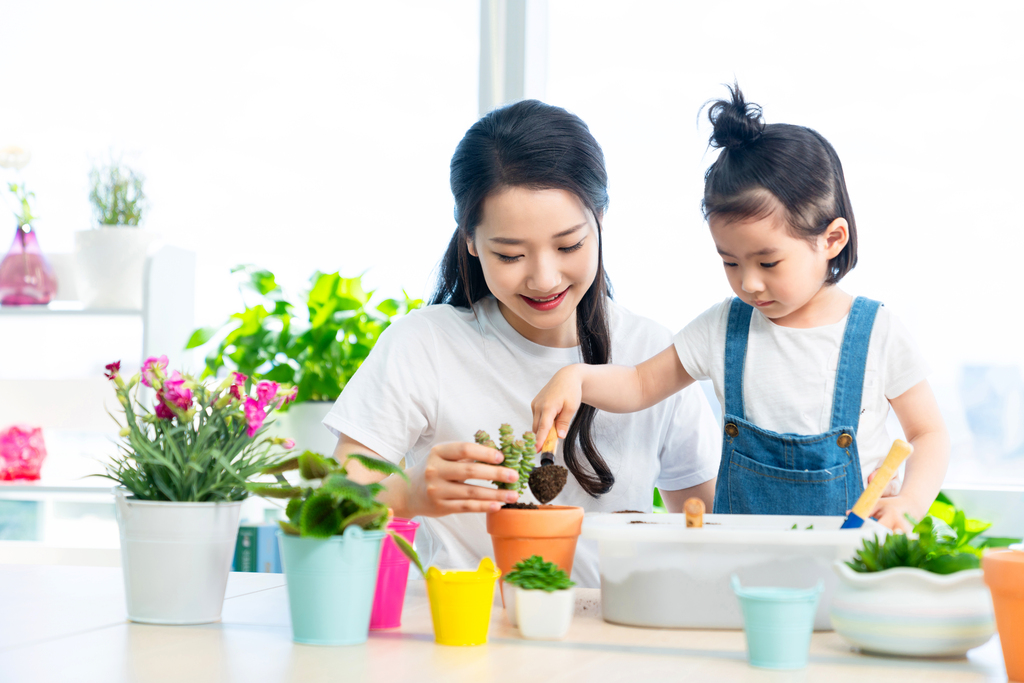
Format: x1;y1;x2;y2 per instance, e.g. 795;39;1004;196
841;438;914;529
528;427;568;504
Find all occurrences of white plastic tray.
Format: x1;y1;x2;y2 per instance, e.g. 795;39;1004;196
582;513;887;630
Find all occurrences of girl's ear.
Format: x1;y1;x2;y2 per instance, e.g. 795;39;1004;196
822;218;849;258
466;235;479;258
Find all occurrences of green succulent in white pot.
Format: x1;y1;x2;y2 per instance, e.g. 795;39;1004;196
74;159;156;310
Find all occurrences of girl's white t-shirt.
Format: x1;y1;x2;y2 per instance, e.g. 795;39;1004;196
324;296;721;587
673;297;929;486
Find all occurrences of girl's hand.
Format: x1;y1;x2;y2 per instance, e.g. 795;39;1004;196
870;495;919;533
532;365;585;445
866;466;900;498
403;441;521;517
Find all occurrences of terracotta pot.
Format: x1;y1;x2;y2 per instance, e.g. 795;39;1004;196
486;505;583;605
983;547;1024;681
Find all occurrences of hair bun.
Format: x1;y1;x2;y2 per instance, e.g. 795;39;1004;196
706;83;764;151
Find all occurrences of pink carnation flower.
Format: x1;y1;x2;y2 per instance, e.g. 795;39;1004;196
154;395;175;419
229;372;247;400
256;380;279;404
163;371;193;410
141;356;169;388
282;438;295;450
244;396;267;437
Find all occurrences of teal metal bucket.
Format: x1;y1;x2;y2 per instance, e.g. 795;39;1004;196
731;575;823;669
279;526;385;645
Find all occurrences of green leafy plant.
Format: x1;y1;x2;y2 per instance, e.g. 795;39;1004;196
248;450;406;538
89;161;146;226
846;493;1022;575
6;182;36;227
503;555;575;592
98;358;294;502
187;265;422;406
475;424;535;495
389;531;425;577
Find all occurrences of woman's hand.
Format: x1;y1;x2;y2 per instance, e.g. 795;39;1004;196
402;441;522;517
531;364;585;444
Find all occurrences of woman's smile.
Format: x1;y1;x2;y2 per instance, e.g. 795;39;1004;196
521;287;570;311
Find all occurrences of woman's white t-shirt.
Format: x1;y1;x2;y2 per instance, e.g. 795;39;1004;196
673;297;929;486
325;296;721;587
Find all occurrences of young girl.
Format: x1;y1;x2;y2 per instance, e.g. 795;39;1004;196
532;86;949;531
325;100;720;585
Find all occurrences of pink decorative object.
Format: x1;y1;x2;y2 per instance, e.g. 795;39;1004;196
0;425;47;480
370;517;419;630
0;224;58;305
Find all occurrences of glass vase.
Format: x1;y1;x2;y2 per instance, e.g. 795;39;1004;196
0;223;58;305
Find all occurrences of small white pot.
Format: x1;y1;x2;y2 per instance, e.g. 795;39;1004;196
514;586;575;640
502;582;518;626
830;560;995;656
268;401;337;456
115;489;242;624
74;227;157;309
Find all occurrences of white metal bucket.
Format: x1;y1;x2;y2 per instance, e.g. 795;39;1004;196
115;490;242;624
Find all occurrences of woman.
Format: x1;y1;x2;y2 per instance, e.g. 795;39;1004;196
324;100;719;587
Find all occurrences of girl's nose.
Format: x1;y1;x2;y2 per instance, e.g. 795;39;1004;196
527;254;561;293
740;269;763;294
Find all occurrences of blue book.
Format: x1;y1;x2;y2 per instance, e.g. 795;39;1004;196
256;523;282;573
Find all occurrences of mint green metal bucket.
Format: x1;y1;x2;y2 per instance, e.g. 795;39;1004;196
279;526;385;645
732;575;823;669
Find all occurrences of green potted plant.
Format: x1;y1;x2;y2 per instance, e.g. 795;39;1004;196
479;424;582;600
100;357;294;624
74;159;155;309
830;495;1013;656
187;265;422;454
502;555;576;639
247;449;406;645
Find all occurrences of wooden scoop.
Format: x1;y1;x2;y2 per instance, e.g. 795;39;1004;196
840;439;913;529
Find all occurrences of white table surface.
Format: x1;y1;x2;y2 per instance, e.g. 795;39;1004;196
0;565;1009;683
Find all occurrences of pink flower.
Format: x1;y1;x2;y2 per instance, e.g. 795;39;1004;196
282;438;295;450
256;380;279;404
141;356;169;388
229;372;247;400
244;396;267;437
277;385;298;407
154;396;175;419
104;361;121;381
162;371;193;410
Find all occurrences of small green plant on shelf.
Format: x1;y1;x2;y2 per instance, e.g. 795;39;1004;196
475;424;535;496
248;450;406;537
846;493;1021;575
89;160;146;226
503;555;575;592
188;265;422;406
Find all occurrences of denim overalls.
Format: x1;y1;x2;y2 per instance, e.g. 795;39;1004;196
712;296;881;516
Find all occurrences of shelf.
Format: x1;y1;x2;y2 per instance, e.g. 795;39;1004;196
0;301;141;316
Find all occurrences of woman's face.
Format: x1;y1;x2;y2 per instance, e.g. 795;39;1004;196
469;186;600;347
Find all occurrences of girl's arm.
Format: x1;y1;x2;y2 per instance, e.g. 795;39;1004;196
335;435;521;518
871;379;950;531
532;345;695;442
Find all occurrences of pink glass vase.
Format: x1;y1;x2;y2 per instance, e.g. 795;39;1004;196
0;224;58;305
0;425;47;480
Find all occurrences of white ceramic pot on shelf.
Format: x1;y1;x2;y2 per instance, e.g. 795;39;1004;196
114;489;241;624
74;227;157;310
515;587;575;640
830;560;995;657
268;401;338;457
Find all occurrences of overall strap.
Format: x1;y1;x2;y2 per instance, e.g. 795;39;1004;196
830;297;882;430
723;298;754;420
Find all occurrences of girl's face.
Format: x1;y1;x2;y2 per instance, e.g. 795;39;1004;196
469;186;600;347
710;210;849;327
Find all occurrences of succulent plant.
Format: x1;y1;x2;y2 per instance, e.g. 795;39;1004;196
475;424;535;496
503;555;575;592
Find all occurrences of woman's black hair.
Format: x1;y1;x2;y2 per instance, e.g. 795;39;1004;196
702;84;857;284
432;99;615;497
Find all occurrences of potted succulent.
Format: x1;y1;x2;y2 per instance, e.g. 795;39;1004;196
75;160;156;309
188;265;422;454
830;497;1008;656
389;533;502;646
247;449;406;645
502;555;576;640
0;147;58;305
100;357;295;624
479;424;582;596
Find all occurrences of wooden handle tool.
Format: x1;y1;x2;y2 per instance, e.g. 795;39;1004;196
840;439;913;529
684;498;705;528
539;427;558;466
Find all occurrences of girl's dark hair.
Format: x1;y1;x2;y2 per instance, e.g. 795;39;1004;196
432;99;615;497
702;84;857;284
